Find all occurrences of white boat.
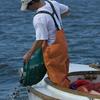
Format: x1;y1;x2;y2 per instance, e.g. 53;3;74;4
20;63;100;100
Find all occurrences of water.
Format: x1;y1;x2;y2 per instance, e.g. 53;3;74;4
0;0;100;99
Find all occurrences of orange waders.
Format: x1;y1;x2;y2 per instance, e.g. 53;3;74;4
37;1;70;88
42;29;70;88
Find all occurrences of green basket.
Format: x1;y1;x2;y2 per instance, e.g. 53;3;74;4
21;48;46;86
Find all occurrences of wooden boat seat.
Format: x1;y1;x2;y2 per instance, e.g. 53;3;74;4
89;64;100;70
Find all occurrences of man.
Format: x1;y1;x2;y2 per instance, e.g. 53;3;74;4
21;0;70;88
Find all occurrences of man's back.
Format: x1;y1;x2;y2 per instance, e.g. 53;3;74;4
33;0;69;45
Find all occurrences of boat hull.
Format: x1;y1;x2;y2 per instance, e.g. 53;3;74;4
27;63;100;100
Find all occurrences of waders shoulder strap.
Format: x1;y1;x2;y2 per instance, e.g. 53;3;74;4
35;1;62;30
35;11;60;30
47;0;60;22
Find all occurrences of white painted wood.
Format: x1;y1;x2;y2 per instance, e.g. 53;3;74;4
27;63;100;100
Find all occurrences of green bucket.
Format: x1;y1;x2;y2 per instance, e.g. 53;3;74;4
20;48;46;86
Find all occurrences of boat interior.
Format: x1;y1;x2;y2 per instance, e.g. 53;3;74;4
27;71;100;100
44;71;100;99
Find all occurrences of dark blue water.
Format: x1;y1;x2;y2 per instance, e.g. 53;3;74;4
0;0;100;99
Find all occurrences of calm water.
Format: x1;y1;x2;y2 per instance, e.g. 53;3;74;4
0;0;100;99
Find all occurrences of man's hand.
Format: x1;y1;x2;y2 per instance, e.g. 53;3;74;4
23;50;33;64
61;9;70;17
23;40;44;64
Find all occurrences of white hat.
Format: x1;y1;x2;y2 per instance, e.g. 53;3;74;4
21;0;33;11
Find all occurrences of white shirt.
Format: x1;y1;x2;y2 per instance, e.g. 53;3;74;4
33;0;69;45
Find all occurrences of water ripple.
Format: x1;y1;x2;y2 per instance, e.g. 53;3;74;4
0;0;100;99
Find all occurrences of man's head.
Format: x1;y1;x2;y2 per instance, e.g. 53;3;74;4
21;0;40;11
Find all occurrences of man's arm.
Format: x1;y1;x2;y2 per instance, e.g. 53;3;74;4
23;40;44;63
61;9;70;17
58;2;70;17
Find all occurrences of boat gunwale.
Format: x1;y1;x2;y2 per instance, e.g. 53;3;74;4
69;70;100;76
45;71;100;99
27;86;59;100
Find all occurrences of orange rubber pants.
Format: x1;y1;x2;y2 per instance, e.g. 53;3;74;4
42;29;70;88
